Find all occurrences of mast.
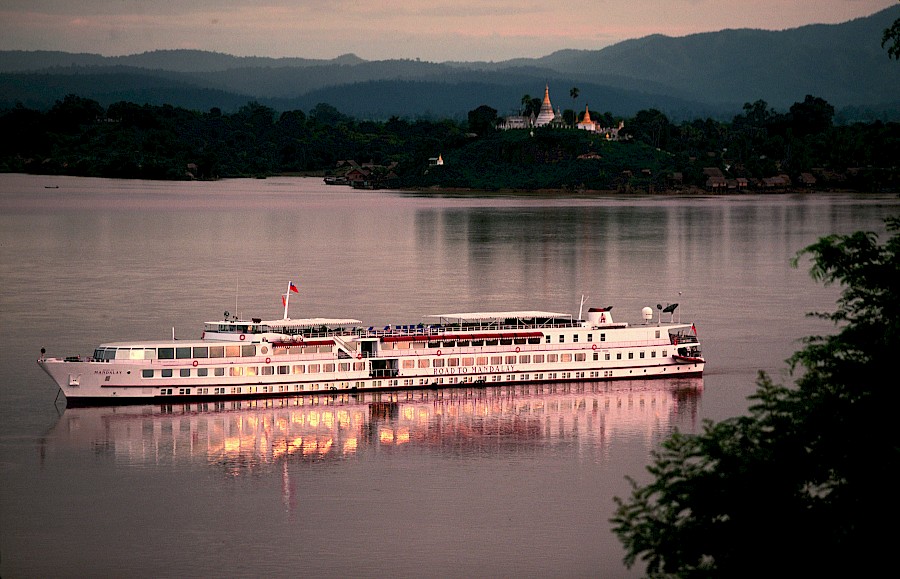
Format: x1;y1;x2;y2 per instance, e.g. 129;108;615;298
283;281;292;320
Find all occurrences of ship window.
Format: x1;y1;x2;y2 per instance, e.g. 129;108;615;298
513;338;526;345
142;369;153;378
192;347;208;358
230;367;243;376
246;366;258;376
662;350;668;357
651;351;656;358
209;346;225;358
433;359;444;367
471;340;484;346
519;355;530;363
278;365;289;374
499;339;512;345
292;365;305;374
403;360;415;369
605;353;610;360
323;363;335;372
180;369;191;377
308;364;320;373
655;330;661;339
339;362;350;371
461;357;474;366
158;348;174;359
489;356;501;364
573;335;579;343
354;362;365;371
587;334;593;342
448;358;460;367
476;356;488;365
561;354;572;362
533;354;544;363
486;340;498;346
575;353;586;361
457;341;470;347
198;368;208;376
428;342;440;348
545;336;551;344
261;366;274;375
640;352;645;358
616;353;622;360
628;352;634;359
505;356;516;364
176;347;191;359
600;333;606;342
548;354;558;362
241;345;255;357
419;359;431;368
559;335;564;343
214;368;225;376
162;369;173;377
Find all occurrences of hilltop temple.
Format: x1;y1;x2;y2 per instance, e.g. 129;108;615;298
499;85;624;140
499;84;564;129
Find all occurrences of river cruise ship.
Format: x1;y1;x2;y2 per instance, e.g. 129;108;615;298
38;294;704;406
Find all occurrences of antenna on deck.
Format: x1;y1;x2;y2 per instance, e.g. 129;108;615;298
578;294;587;320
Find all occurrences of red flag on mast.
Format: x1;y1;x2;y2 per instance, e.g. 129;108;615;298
289;282;299;293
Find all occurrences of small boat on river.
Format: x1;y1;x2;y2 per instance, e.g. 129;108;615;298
37;286;704;406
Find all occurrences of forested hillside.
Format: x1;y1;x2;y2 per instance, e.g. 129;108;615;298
2;94;896;193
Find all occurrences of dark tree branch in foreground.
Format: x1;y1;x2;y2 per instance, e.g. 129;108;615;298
612;216;900;577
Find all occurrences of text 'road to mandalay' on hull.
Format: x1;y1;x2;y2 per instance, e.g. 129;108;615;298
38;284;704;406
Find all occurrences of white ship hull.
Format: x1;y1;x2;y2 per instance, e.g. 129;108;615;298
38;303;704;406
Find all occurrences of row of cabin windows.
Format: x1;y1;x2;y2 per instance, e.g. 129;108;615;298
96;344;258;361
142;361;367;379
140;348;671;379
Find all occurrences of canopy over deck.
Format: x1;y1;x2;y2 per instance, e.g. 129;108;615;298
261;318;362;329
427;311;571;321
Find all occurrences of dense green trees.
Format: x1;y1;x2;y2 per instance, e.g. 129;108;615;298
0;92;897;190
612;217;900;577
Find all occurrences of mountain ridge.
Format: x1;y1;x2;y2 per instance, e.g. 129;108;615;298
0;4;897;120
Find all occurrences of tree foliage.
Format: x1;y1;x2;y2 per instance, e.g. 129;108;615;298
883;2;900;60
611;217;900;577
0;93;897;190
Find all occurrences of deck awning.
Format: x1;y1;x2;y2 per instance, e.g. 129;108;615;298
262;317;362;329
427;311;570;321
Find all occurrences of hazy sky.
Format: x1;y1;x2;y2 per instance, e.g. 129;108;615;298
0;1;896;62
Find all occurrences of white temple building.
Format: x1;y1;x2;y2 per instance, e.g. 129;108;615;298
498;85;623;138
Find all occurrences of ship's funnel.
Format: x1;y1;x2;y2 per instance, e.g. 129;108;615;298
586;307;614;326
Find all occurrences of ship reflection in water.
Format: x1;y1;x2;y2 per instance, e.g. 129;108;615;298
47;378;702;476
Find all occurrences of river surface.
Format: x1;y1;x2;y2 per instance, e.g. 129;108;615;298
1;174;897;577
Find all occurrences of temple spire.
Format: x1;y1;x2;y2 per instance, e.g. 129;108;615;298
535;84;555;126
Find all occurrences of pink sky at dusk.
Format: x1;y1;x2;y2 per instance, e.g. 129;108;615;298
0;1;896;62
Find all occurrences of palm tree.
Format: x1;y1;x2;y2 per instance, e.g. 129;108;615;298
570;87;580;127
521;94;533;116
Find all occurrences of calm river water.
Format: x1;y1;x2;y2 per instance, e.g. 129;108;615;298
1;174;897;577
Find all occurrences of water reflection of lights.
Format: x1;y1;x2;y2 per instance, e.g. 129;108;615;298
46;379;702;476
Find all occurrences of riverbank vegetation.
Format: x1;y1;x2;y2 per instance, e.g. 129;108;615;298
1;94;897;192
612;217;900;576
